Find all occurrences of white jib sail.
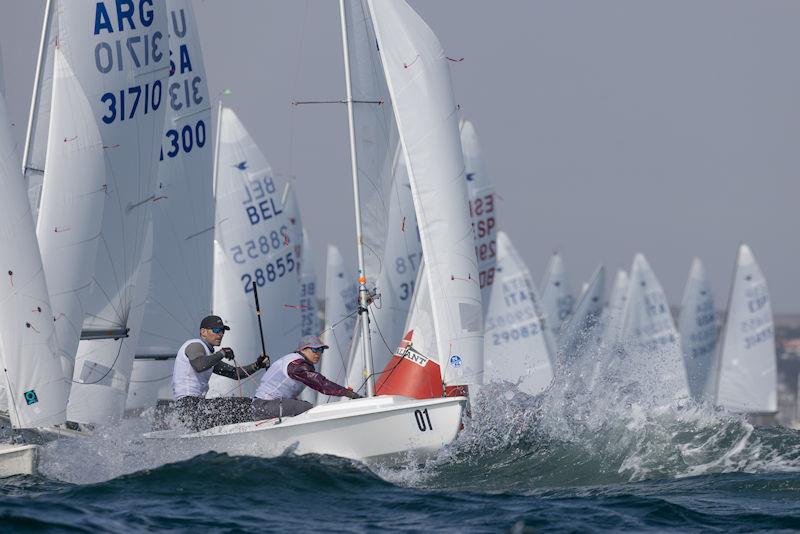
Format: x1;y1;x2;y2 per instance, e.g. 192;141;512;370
559;264;605;363
540;252;576;341
23;0;58;218
36;47;106;382
66;1;170;424
678;258;717;402
136;0;214;370
0;61;68;428
713;244;777;413
207;108;301;397
618;254;688;398
319;245;358;404
341;0;422;384
484;231;554;395
369;0;484;386
461;119;497;312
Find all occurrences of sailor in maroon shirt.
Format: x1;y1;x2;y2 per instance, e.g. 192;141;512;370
252;335;361;419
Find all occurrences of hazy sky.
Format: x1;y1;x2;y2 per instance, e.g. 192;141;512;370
1;1;798;313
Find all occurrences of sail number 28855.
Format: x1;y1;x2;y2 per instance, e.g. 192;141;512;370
241;252;295;294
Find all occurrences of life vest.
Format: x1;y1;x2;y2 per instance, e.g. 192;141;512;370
254;353;306;400
172;338;214;399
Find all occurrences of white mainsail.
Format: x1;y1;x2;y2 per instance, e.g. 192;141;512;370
484;231;554;395
618;254;688;398
0;60;68;428
369;0;484;386
461;119;497;312
319;245;357;404
207;107;301;397
135;0;214;376
560;265;605;363
678;258;717;401
65;1;170;424
713;244;777;413
600;269;629;349
540;252;576;340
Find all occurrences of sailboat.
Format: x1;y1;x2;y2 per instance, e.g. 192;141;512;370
483;231;555;395
678;258;717;401
540;252;576;341
146;0;472;462
711;244;777;419
128;0;215;413
612;254;688;399
206;106;303;398
0;53;69;475
318;245;357;404
559;265;605;364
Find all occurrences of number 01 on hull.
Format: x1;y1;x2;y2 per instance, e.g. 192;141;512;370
144;396;466;464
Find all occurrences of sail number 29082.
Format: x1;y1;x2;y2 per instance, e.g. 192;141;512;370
414;409;433;432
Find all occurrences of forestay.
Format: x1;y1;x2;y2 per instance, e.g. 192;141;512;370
484;231;554;395
713;245;777;413
0;61;68;428
678;258;717;401
540;252;576;340
369;0;483;386
319;246;357;404
65;0;170;424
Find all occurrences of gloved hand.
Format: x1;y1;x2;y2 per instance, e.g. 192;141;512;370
256;353;270;369
220;347;235;361
343;389;362;400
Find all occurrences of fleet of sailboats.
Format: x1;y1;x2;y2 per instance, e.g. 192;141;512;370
0;0;784;475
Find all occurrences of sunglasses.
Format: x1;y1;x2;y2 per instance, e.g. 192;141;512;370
310;347;325;354
210;327;225;334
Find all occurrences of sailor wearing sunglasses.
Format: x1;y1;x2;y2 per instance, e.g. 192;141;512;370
171;315;269;430
252;334;361;420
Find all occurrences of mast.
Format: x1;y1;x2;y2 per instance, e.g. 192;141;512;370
339;0;375;397
21;0;53;178
212;97;223;198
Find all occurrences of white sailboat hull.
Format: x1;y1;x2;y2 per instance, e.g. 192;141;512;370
0;444;38;477
145;395;464;463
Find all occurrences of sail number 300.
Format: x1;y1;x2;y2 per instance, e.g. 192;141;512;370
414;409;433;432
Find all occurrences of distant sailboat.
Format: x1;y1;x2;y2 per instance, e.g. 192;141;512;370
207;107;303;397
483;231;554;395
615;254;688;398
540;252;576;341
712;244;777;416
559;265;605;363
678;258;717;401
461;119;497;310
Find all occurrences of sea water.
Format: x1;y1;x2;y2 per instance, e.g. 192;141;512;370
3;344;800;532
